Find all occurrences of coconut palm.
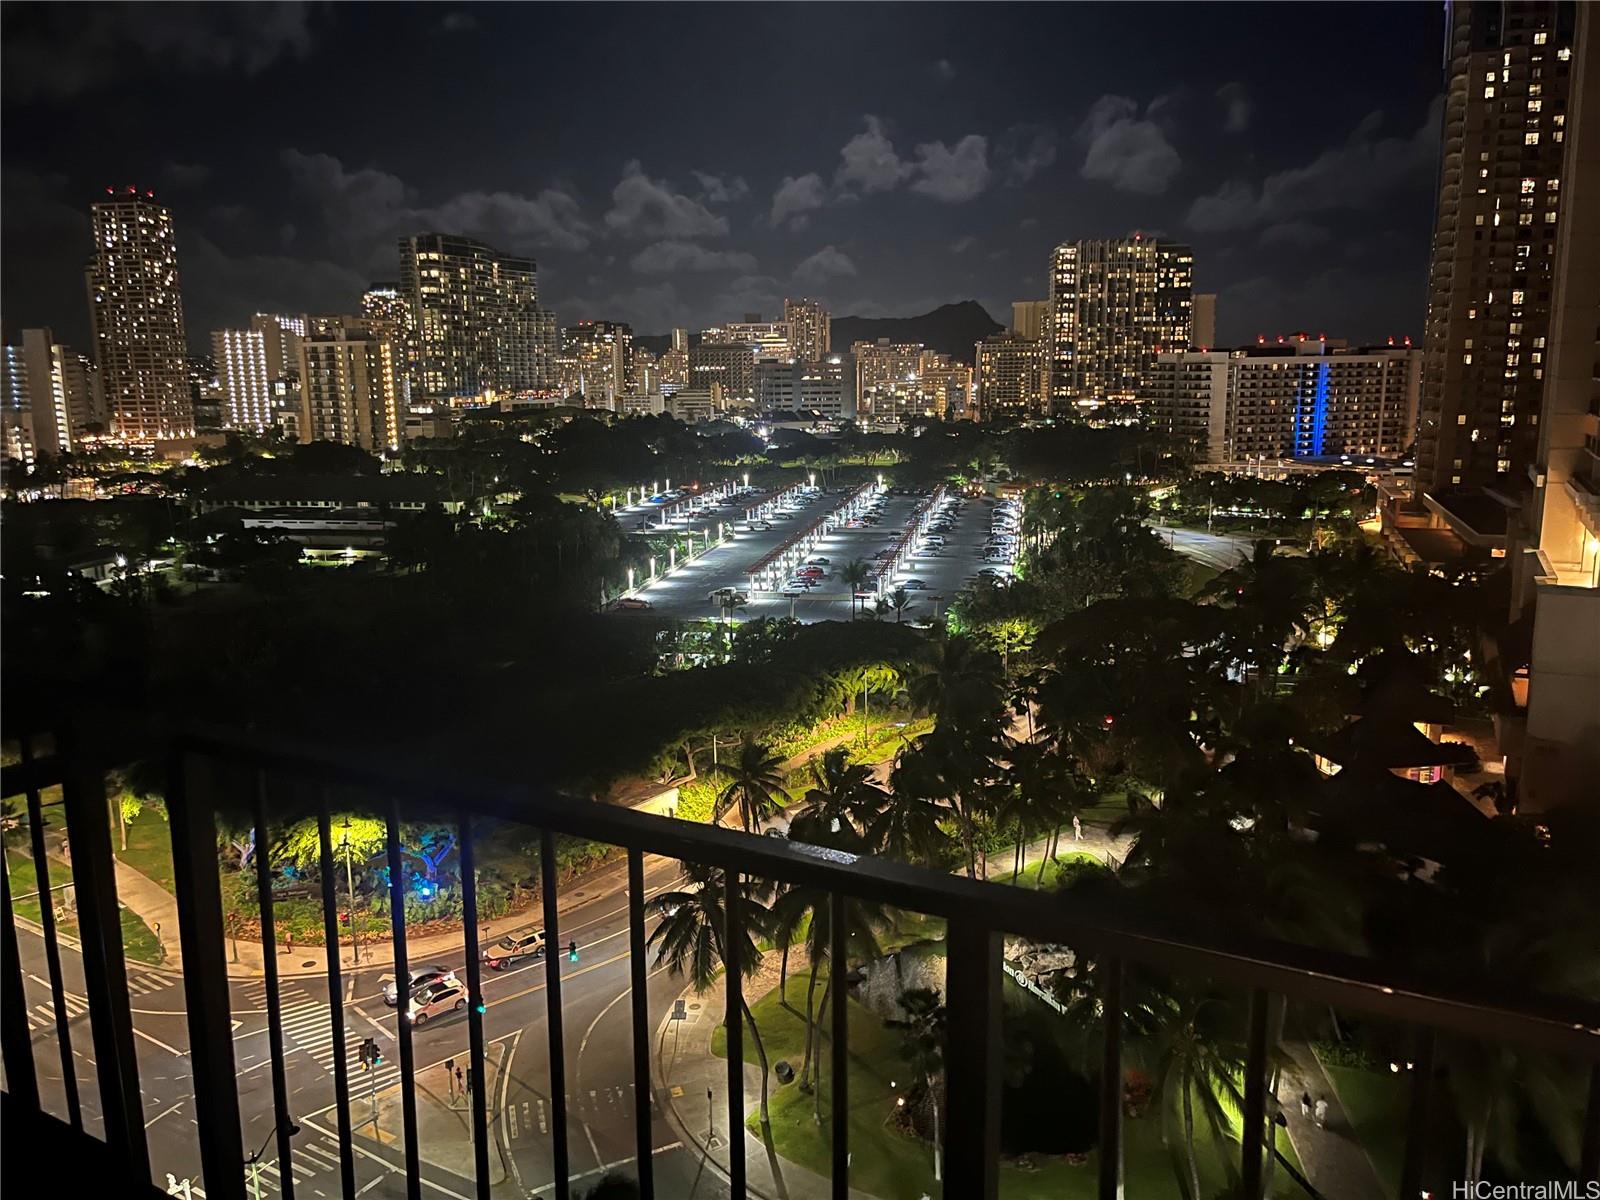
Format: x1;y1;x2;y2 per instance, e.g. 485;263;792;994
907;633;1003;729
1148;991;1246;1200
709;738;789;833
838;559;872;617
791;747;885;842
885;986;947;1181
888;586;916;624
647;862;775;1132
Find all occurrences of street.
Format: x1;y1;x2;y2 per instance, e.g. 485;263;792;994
15;851;731;1200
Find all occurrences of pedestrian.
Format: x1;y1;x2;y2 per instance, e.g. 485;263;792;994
1313;1097;1328;1128
285;930;293;955
456;1065;465;1095
1300;1091;1312;1118
1072;814;1083;842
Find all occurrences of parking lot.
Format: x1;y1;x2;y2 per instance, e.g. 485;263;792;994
620;488;1019;625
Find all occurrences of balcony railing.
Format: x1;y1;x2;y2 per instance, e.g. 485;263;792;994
3;723;1599;1200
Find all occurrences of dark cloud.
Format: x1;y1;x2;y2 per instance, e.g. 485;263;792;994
932;59;956;82
437;11;478;34
629;241;757;275
161;162;213;189
1216;82;1252;133
1188;98;1442;232
2;2;313;101
835;117;913;194
910;135;991;202
769;174;827;231
604;161;728;240
692;172;750;204
1259;221;1331;250
998;125;1058;185
793;245;858;287
1077;95;1182;195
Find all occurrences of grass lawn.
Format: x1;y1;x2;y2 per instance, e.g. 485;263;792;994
712;971;1302;1200
1010;851;1106;890
7;849;165;965
114;806;176;893
1321;1061;1406;1195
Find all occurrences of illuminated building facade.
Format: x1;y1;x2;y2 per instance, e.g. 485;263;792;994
85;188;193;441
398;233;549;401
783;298;831;361
295;320;402;452
688;341;757;404
564;321;633;409
1046;235;1194;414
702;320;790;361
1147;338;1421;464
755;356;855;419
1;328;100;462
211;328;275;430
975;332;1046;421
1416;0;1577;494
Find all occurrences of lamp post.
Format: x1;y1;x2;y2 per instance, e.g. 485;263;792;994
627;566;635;592
246;1120;300;1200
340;817;359;965
649;556;658;581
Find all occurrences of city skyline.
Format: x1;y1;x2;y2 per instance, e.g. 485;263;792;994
3;3;1446;348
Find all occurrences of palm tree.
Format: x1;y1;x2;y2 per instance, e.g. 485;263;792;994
866;770;948;865
1148;991;1246;1200
791;748;885;842
838;559;872;617
888;586;916;624
907;633;1003;728
885;986;947;1182
709;738;789;832
647;863;775;1133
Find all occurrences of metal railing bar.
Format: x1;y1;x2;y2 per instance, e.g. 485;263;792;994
253;771;296;1200
0;753;63;800
384;803;421;1200
540;830;571;1200
167;747;247;1200
458;812;491;1200
21;734;80;1129
1399;1025;1436;1200
943;918;1001;1200
1582;1062;1600;1181
316;804;358;1200
829;890;848;1200
171;730;1600;1058
0;849;41;1111
60;744;150;1182
627;849;654;1200
1097;957;1123;1200
723;869;746;1197
1240;989;1271;1199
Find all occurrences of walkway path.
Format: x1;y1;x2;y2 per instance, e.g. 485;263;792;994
1279;1042;1389;1200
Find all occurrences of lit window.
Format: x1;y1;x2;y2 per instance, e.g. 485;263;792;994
1528;99;1542;112
1526;132;1540;145
1558;47;1571;61
1485;86;1496;99
1521;178;1536;194
1534;31;1548;45
1512;290;1525;304
1545;211;1557;223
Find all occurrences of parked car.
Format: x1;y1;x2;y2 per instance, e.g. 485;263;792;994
483;928;546;970
383;965;457;1007
807;557;830;565
901;579;929;590
405;979;467;1024
613;597;653;611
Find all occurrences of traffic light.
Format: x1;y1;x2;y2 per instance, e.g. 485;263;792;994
568;940;579;963
358;1037;382;1069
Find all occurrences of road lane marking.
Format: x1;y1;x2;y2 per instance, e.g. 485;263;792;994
489;948;633;1008
132;1025;186;1056
145;1100;184;1127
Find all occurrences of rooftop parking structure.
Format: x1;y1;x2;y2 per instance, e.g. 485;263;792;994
881;491;1013;605
866;485;949;595
620;479;743;530
741;482;876;594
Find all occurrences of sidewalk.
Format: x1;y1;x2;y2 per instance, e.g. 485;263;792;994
1279;1042;1388;1200
360;1054;508;1186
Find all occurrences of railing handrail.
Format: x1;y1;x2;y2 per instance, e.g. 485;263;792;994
149;721;1600;1060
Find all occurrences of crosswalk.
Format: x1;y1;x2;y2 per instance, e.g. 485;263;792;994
505;1083;654;1142
242;1131;348;1198
25;970;176;1031
276;993;403;1098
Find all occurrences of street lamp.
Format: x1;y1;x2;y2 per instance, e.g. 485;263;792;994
340;817;359;965
627;566;635;591
246;1120;301;1200
743;472;749;488
649;556;658;580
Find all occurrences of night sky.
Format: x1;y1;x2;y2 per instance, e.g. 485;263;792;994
2;2;1446;350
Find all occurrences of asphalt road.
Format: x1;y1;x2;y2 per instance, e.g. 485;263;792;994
1149;525;1259;572
16;850;731;1200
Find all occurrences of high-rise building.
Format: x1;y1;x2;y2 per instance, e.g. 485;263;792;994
918;351;973;420
1;328;100;462
295;319;402;452
1415;2;1578;495
702;320;790;361
630;346;659;395
1046;235;1194;414
976;332;1046;421
85;187;193;441
1011;300;1049;341
1193;293;1218;348
1146;337;1421;465
852;339;924;419
211;329;275;431
1507;2;1599;810
784;298;831;361
360;285;408;337
755;356;855;420
564;321;633;409
398;233;548;401
688;341;758;405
